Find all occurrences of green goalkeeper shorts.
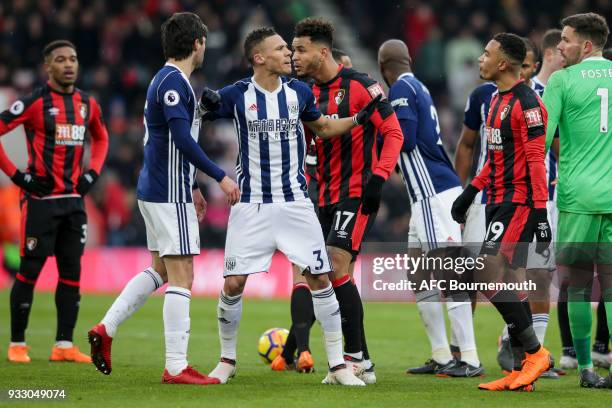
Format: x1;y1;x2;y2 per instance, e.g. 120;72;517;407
556;211;612;264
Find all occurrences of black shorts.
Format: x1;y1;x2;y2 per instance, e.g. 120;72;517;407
318;198;377;258
20;196;87;258
481;203;538;268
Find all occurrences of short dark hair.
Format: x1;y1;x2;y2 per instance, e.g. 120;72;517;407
244;27;277;64
522;37;540;62
294;17;334;48
43;40;76;59
493;33;526;66
561;12;609;49
541;29;562;51
161;12;208;60
332;48;347;61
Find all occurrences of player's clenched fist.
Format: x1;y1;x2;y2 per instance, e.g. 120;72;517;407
219;176;240;205
451;185;479;224
199;87;221;113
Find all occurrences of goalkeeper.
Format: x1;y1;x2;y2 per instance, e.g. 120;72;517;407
543;12;612;389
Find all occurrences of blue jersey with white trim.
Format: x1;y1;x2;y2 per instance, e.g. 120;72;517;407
137;64;198;203
463;82;497;204
390;73;460;204
531;77;557;201
206;76;321;203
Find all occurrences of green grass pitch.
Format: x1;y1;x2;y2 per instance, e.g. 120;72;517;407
0;290;608;407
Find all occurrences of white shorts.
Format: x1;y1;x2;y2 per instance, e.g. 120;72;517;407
408;186;463;253
223;199;331;276
462;202;487;252
138;200;200;257
526;200;557;270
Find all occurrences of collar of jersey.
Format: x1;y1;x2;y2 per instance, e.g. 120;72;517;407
582;56;606;62
316;64;344;88
397;72;414;81
46;82;74;95
251;76;283;95
164;62;189;80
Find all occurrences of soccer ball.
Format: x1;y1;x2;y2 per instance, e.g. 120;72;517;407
258;328;289;364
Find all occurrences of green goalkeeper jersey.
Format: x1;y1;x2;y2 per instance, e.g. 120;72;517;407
544;56;612;214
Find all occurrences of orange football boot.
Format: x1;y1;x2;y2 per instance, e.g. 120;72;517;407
297;351;314;373
478;370;534;391
271;355;296;371
8;345;31;363
509;347;551;390
50;345;92;363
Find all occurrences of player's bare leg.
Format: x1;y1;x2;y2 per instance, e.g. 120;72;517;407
161;255;219;385
209;274;247;384
89;251;167;375
304;269;364;386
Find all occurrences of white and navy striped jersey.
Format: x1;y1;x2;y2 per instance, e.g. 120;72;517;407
137;63;198;203
531;77;557;201
205;76;321;203
390;73;460;204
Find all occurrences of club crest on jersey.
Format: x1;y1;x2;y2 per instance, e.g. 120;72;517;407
500;105;511;120
367;83;384;99
79;104;88;119
524;107;543;128
225;257;236;271
26;237;37;251
334;89;345;105
163;90;180;106
9;100;24;115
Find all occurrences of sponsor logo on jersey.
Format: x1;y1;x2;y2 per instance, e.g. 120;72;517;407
55;124;86;145
163;90;180;106
367;83;385;99
334;89;345;105
485;126;503;150
9;100;24;115
524;107;543;128
247;118;299;140
391;98;409;107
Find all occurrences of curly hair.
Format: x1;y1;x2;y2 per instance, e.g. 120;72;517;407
161;12;208;60
493;33;526;66
294;17;334;47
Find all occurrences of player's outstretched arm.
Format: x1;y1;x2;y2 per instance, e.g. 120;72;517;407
303;94;382;139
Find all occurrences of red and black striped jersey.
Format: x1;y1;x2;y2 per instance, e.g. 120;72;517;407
311;66;403;207
471;81;548;208
0;82;109;198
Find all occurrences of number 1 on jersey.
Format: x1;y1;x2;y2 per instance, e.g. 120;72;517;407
597;87;608;133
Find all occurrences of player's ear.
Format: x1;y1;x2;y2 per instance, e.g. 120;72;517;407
253;52;265;66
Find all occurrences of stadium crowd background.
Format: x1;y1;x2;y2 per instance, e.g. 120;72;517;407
0;0;611;253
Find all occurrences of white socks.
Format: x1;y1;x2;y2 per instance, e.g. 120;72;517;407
416;290;452;364
446;297;480;366
217;291;243;361
164;286;191;376
532;313;549;345
311;284;344;368
55;341;73;349
102;268;164;337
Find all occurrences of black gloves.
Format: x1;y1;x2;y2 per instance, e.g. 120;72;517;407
199;87;221;113
361;174;385;214
533;208;552;254
451;185;479;224
11;170;53;196
353;94;382;125
76;169;99;196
